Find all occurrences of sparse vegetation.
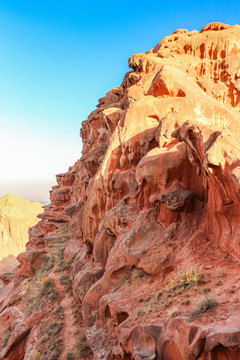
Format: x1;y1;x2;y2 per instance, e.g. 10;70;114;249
25;276;59;315
67;282;73;294
2;325;11;348
156;291;162;300
136;302;152;317
72;307;79;318
167;307;179;318
191;295;218;320
59;274;73;294
216;266;226;278
2;335;11;348
75;332;90;355
37;320;63;360
40;277;59;301
52;305;63;315
59;274;69;285
55;259;73;272
45;322;63;336
160;297;173;310
55;251;74;272
201;287;211;294
181;299;190;305
42;255;55;271
33;351;41;360
169;267;205;293
47;339;63;360
38;334;48;344
131;267;147;280
15;226;76;359
66;353;75;360
135;289;177;319
136;308;146;317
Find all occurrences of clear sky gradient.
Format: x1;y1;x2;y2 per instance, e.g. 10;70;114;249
0;0;239;201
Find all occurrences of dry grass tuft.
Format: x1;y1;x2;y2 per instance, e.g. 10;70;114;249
191;295;218;320
167;307;179;318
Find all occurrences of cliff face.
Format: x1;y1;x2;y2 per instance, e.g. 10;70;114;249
0;194;43;258
1;22;240;360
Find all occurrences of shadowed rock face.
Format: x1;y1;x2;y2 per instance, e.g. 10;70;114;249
2;22;240;360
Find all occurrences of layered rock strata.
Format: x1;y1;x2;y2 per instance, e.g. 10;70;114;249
1;22;240;360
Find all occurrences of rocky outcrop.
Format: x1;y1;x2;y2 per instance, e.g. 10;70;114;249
1;22;240;360
0;195;43;258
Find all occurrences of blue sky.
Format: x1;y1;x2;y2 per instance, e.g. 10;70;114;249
0;0;239;201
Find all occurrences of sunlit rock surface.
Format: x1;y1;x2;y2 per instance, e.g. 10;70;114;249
0;194;43;258
1;22;240;360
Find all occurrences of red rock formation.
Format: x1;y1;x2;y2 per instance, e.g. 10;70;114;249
1;22;240;360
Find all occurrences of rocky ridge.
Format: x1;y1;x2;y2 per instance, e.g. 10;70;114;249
1;22;240;360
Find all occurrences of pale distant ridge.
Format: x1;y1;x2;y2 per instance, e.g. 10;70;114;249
0;194;43;258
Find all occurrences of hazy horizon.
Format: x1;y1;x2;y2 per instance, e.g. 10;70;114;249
0;182;52;203
0;189;51;203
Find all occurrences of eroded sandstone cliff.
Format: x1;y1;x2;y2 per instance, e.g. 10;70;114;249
1;22;240;360
0;194;43;259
